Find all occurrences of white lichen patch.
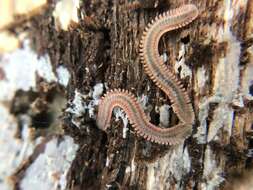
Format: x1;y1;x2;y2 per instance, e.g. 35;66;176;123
0;40;57;101
196;0;242;144
207;104;234;142
66;83;104;127
20;136;78;190
66;89;86;116
209;0;240;140
162;52;168;62
53;0;80;31
175;44;192;79
196;65;209;95
194;96;222;144
213;39;240;100
88;83;104;118
201;146;224;190
194;99;209;144
0;104;37;190
159;104;171;127
65;89;86;127
137;94;152;119
56;65;71;87
92;83;104;100
147;144;191;190
36;54;57;83
137;94;149;110
114;108;129;138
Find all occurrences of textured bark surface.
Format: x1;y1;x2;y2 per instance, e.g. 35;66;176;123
1;0;253;190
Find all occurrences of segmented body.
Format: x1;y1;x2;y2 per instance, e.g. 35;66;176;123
97;4;198;145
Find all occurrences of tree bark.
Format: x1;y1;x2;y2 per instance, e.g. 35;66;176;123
0;0;253;190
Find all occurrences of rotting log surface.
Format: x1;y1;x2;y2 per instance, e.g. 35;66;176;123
5;0;253;189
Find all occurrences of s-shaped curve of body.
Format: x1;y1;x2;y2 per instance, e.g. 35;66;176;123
97;4;198;145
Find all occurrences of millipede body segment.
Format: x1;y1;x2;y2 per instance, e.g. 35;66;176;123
97;4;199;145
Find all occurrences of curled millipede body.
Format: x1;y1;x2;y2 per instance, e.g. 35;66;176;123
97;4;199;145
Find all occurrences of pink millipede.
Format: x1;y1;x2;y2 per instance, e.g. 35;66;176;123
97;4;199;145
